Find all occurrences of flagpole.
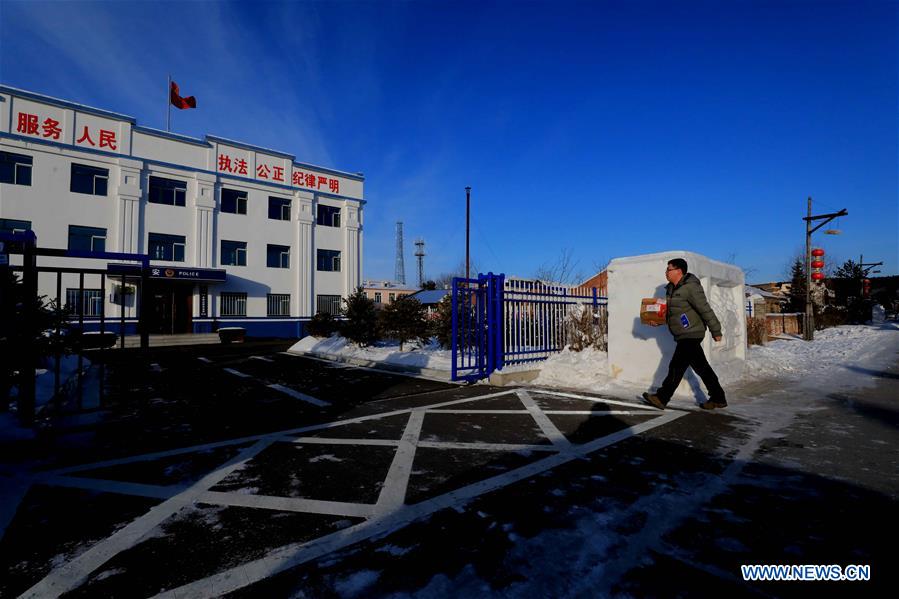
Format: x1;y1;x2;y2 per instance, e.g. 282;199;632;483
166;75;171;132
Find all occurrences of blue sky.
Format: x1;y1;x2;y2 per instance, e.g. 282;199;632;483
2;0;896;283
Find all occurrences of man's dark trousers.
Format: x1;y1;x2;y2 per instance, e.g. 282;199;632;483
657;338;725;405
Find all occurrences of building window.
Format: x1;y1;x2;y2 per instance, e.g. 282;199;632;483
267;294;290;316
374;292;382;304
268;196;291;221
65;289;103;316
316;204;341;227
316;294;342;315
0;218;31;234
221;240;247;266
221;188;247;214
267;244;290;268
68;225;106;252
316;249;341;272
0;151;32;186
70;163;108;196
220;292;247;317
148;233;186;262
148;176;187;206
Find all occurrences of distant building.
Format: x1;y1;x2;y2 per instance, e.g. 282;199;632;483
361;279;418;308
578;269;608;297
409;288;450;315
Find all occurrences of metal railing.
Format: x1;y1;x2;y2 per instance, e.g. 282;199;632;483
502;277;607;366
220;292;247;316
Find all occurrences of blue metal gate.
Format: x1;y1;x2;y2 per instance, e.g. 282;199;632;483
451;273;504;381
451;272;608;382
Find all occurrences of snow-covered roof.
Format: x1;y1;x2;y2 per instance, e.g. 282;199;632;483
410;289;451;304
745;286;780;299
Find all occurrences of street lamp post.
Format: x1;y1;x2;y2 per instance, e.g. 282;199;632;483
465;186;471;282
802;197;848;341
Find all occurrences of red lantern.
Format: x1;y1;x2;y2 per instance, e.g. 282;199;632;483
811;248;825;257
811;272;825;281
811;260;825;269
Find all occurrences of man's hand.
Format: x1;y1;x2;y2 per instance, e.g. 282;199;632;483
647;322;662;327
713;335;722;342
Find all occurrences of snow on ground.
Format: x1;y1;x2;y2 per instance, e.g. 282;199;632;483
533;323;899;396
292;324;898;399
289;336;451;371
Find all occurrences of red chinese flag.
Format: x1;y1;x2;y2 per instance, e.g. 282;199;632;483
170;81;197;109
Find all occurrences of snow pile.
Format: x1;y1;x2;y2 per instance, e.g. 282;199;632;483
289;335;452;371
529;324;897;395
531;347;609;389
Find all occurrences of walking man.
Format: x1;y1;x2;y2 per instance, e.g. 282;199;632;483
642;258;727;410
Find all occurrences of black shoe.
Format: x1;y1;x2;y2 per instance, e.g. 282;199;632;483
641;392;666;410
700;399;728;410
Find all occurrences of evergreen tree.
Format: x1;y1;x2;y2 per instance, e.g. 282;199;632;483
378;295;428;350
787;258;807;313
834;259;864;279
340;287;379;346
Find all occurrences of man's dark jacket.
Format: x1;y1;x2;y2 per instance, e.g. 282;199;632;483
665;273;723;340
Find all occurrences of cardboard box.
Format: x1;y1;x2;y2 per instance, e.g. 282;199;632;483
640;298;667;326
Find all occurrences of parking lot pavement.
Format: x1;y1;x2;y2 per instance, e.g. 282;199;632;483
3;348;895;597
2;374;684;598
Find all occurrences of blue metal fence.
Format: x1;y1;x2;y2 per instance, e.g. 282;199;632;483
451;273;607;381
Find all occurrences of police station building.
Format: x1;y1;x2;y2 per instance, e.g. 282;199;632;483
0;85;364;337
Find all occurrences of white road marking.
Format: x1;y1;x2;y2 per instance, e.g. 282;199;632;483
291;437;400;447
152;410;685;599
21;437;279;599
197;357;212;363
516;390;572;451
533;389;659;411
374;411;424;515
198;491;374;518
223;368;252;378
250;356;274;363
416;441;557;452
50;391;516;477
267;384;331;407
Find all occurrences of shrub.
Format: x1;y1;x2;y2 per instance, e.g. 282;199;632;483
378;295;428;350
432;295;453;348
564;304;608;352
746;317;767;346
305;311;338;338
340;288;379;346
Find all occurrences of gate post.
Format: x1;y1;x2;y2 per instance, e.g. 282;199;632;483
139;266;150;351
19;241;37;425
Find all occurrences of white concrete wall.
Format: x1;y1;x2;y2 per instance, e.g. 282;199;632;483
0;85;366;322
607;251;745;392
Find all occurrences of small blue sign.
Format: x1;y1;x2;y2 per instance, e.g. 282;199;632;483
680;313;690;328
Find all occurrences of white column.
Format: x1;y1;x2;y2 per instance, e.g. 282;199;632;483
114;158;143;254
295;190;315;317
194;173;216;268
344;201;361;294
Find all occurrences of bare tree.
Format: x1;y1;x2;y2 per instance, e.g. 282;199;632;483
723;252;758;280
533;248;584;286
432;258;480;289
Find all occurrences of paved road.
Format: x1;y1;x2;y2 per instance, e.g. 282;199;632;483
1;343;895;597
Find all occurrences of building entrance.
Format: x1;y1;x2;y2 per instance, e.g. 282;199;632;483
148;281;193;334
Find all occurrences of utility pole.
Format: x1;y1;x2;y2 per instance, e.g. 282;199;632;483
802;197;848;341
465;186;471;282
859;254;883;298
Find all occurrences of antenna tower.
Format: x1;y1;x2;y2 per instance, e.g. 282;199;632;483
394;222;406;285
414;238;426;287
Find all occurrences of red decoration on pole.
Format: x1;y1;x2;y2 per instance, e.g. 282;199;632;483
811;272;825;281
811;260;825;269
811;248;825;257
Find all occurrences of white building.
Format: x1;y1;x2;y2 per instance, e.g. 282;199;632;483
0;85;364;337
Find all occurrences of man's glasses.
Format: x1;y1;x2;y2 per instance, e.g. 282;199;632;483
665;267;679;273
